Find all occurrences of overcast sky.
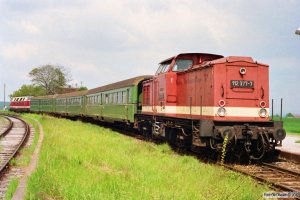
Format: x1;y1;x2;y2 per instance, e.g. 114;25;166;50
0;0;299;114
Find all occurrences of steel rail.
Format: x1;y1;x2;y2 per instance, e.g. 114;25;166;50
0;115;30;177
0;115;13;137
222;163;300;199
262;162;300;177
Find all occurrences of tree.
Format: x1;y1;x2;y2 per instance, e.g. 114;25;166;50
29;64;71;95
78;86;88;91
10;84;45;98
286;113;294;118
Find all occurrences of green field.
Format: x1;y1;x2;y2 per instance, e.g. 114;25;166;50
23;114;268;200
273;117;300;134
282;118;300;134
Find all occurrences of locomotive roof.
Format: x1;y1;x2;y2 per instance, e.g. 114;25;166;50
159;53;224;64
87;75;153;95
202;56;268;67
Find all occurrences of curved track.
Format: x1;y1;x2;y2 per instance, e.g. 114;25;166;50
0;115;13;136
0;115;30;177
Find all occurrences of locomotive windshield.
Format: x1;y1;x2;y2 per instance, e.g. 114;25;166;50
172;59;193;72
155;61;171;75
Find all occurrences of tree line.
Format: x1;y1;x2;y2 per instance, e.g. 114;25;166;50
11;65;87;97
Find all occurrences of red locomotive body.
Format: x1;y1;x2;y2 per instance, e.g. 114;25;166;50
137;53;285;160
9;96;31;112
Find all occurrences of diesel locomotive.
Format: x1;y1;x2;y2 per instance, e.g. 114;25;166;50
137;53;285;160
11;53;286;160
9;96;31;112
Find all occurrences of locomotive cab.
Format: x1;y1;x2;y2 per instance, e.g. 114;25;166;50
140;53;286;161
150;53;224;115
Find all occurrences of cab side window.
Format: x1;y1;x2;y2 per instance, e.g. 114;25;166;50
172;59;193;72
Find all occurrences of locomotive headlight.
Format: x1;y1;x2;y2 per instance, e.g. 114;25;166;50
217;107;226;117
259;108;267;117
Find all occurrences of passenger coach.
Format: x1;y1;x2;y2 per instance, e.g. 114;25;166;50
30;76;152;126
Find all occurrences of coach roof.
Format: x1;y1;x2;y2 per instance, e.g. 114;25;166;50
32;95;57;99
87;75;152;95
56;90;89;98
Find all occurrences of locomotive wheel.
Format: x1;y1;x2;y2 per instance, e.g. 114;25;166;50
166;128;177;145
176;128;192;150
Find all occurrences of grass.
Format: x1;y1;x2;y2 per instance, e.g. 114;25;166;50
15;115;40;166
282;118;300;134
5;178;19;200
0;115;7;124
24;114;269;200
273;117;300;134
296;140;300;143
0;114;9;129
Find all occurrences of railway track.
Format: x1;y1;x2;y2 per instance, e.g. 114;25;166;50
0;115;30;177
0;115;13;136
223;162;300;198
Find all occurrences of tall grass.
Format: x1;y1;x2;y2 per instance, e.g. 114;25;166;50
25;115;268;199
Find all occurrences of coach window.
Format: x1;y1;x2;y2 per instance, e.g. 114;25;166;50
117;92;122;104
122;91;126;104
112;92;117;104
106;95;109;104
127;89;131;103
172;59;193;72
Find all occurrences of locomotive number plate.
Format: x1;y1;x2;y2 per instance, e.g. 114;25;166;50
230;80;254;88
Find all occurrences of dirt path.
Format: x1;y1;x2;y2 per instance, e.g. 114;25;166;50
12;118;44;200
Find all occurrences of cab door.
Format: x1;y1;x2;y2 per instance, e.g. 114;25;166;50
153;60;172;114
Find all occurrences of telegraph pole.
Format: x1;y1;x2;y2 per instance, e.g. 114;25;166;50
3;83;5;110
